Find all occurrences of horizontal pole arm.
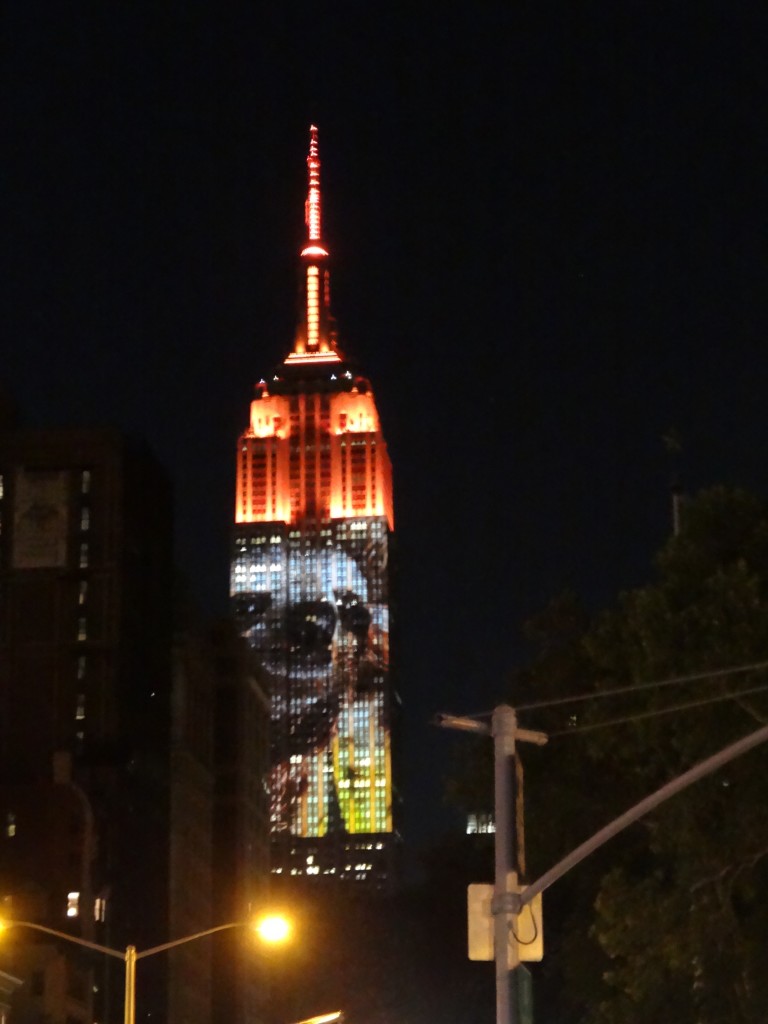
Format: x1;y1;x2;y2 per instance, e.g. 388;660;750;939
136;921;242;959
433;713;490;734
7;921;124;960
522;721;768;906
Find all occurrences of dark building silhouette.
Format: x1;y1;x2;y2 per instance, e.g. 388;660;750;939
0;425;205;1024
168;619;215;1024
207;620;271;1024
0;772;95;1024
169;615;270;1024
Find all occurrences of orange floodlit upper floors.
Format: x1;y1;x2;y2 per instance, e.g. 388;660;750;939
235;386;393;529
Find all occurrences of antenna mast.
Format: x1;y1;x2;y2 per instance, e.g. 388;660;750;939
306;124;321;242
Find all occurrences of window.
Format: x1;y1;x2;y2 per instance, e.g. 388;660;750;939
66;892;80;918
81;470;91;495
79;543;89;569
78;581;88;605
5;813;16;838
75;694;85;721
467;813;495;835
80;508;90;531
94;896;107;922
77;618;87;642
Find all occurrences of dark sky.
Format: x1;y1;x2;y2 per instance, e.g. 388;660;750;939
3;3;768;846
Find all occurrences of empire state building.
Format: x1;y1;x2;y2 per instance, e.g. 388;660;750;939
231;127;397;887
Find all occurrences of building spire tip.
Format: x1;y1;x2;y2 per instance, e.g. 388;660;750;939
305;123;321;242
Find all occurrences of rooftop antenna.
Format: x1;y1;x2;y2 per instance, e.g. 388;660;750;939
662;429;684;536
305;124;321;242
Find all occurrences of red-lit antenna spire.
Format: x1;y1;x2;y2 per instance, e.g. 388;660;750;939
289;125;337;362
305;124;321;242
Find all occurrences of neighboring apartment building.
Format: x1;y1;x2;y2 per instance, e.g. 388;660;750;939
0;425;179;1023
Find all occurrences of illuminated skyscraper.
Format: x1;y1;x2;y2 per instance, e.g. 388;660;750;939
231;127;396;887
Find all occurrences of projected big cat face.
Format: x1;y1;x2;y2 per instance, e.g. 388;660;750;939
243;543;377;761
236;533;389;835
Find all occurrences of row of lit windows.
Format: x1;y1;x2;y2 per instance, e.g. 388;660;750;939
235;535;284;547
233;563;283;574
273;866;375;881
76;484;90;648
337;778;387;789
67;892;107;922
1;888;106;926
74;473;92;746
467;814;496;835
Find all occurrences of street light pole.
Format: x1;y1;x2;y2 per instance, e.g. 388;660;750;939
492;704;519;1024
1;915;291;1024
124;945;136;1024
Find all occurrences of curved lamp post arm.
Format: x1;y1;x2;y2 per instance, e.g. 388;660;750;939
125;922;245;1024
5;920;124;960
135;921;242;960
4;916;285;1024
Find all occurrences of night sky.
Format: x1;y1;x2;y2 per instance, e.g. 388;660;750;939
3;4;768;848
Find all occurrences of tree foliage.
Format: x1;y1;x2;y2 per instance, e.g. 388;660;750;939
580;487;768;1023
450;487;768;1022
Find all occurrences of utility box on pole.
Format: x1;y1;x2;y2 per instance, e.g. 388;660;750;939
467;883;543;962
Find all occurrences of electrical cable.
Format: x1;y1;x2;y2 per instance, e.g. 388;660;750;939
548;682;768;737
508;902;539;945
516;658;768;712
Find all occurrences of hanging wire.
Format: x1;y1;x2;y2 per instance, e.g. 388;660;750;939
516;658;768;712
509;902;539;945
548;682;768;737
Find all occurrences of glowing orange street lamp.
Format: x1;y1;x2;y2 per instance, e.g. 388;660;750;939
0;912;291;1024
255;913;292;944
292;1013;343;1024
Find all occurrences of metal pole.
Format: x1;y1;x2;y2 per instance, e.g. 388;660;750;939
492;704;519;1024
521;720;768;908
124;945;136;1024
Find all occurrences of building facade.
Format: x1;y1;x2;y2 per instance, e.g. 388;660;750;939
207;619;271;1024
231;127;398;887
0;426;186;1024
0;428;173;780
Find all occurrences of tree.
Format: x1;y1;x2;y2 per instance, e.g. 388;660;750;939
448;592;616;1023
581;487;768;1022
448;487;768;1022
